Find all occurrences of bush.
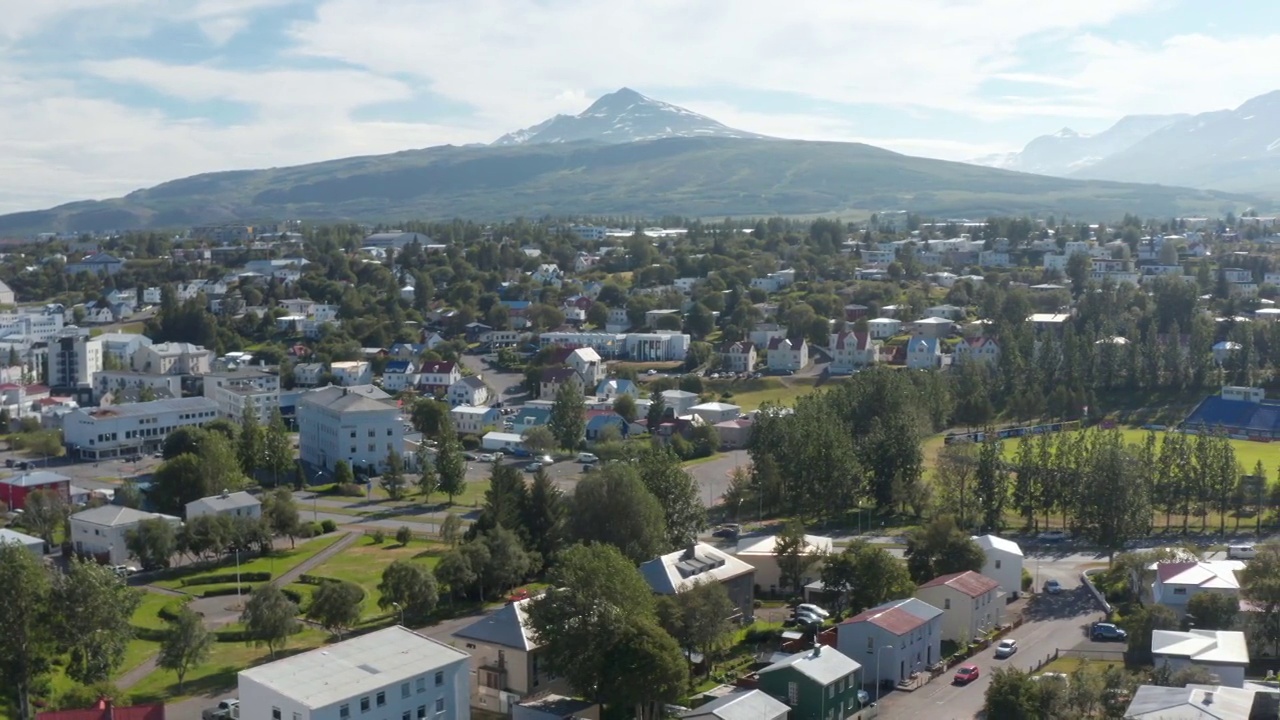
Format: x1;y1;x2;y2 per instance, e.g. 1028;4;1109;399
371;530;386;544
157;598;191;622
180;572;271;587
280;587;305;605
320;519;337;534
1021;568;1033;591
461;434;481;451
336;483;364;497
131;626;168;642
395;526;412;545
199;585;256;598
742;625;782;644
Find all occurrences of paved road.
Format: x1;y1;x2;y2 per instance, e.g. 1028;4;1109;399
685;450;750;508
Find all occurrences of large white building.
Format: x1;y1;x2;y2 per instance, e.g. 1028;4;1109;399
62;396;219;460
69;505;182;565
536;332;690;361
238;626;471;720
133;342;214;376
0;309;64;341
47;329;102;391
203;369;280;422
95;332;153;369
298;385;403;473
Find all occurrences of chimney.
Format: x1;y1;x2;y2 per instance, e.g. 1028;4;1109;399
1203;691;1214;705
811;644;822;657
683;544;697;560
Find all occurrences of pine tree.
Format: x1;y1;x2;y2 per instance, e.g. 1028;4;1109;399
646;389;667;431
548;380;586;451
382;450;407;501
435;413;466;505
262;408;294;488
239;401;264;476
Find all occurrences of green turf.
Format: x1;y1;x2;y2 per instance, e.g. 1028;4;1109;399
303;536;447;618
153;533;342;589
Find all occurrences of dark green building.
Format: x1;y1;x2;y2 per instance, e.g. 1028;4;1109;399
757;645;863;720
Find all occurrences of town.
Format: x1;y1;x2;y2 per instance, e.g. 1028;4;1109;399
0;214;1279;720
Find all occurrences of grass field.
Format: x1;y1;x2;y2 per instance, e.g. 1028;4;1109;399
989;426;1276;474
300;536;448;618
153;533;342;590
707;377;823;411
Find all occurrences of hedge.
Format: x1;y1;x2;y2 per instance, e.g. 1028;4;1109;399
215;624;306;643
181;572;272;587
133;627;168;642
157;597;192;623
200;585;258;598
298;573;343;586
281;588;304;605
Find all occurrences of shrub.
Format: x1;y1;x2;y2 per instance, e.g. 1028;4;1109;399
336;483;364;497
320;519;337;534
280;588;305;605
131;627;168;642
460;434;481;451
371;530;386;544
157;598;191;622
1021;568;1033;591
395;526;412;545
180;572;271;587
200;585;255;598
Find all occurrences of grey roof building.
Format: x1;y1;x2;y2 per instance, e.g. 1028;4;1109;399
679;690;788;720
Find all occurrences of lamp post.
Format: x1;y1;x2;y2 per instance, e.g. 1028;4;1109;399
391;601;405;626
313;471;323;522
235;545;242;599
874;645;894;705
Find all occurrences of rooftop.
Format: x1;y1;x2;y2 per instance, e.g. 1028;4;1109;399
187;491;260;513
842;597;943;635
453;597;537;651
71;505;179;528
758;645;861;686
299;385;396;414
1124;684;1264;719
1;470;71;488
640;543;754;594
238;626;468;710
918;570;1000;597
1152;629;1250;666
735;534;833;557
1156;561;1244;590
972;534;1023;557
679;690;789;720
82;396;216;420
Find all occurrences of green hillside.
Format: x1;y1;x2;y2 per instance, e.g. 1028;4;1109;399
0;137;1261;233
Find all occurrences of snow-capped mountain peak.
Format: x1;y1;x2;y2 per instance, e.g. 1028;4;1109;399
491;87;769;146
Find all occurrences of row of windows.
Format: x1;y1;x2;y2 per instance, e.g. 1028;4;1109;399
331;672;447;719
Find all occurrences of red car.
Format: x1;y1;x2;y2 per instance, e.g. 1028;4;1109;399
954;664;980;684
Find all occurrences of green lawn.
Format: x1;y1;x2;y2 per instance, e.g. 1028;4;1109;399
1038;656;1124;676
131;589;184;630
302;536;448;618
153;533;342;589
710;377;823;411
129;628;330;704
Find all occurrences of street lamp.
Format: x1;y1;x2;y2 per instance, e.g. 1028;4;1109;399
313;471;324;522
391;601;405;626
874;645;894;705
235;545;242;599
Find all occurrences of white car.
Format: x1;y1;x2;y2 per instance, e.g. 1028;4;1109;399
577;452;599;464
797;603;830;619
476;453;495;462
994;638;1018;658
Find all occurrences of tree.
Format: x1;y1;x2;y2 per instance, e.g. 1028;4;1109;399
0;542;55;720
378;560;439;624
21;490;65;548
472;464;529;539
381;450;407;501
1121;604;1178;666
479;526;533;596
261;487;301;547
548;380;586;451
416;451;439;502
613;394;638;423
774;521;821;594
238;402;264;476
984;668;1040;720
306;580;363;638
570;465;668;563
823;541;916;616
523;468;568;570
635;447;706;549
261;408;294;487
1076;432;1151;560
599;617;687;720
333;460;354;486
646;389;667;429
440;513;463;547
395;526;412;546
934;442;979;529
904;516;985;583
49;558;140;686
435;414;467;504
522;425;556;455
975;434;1009;532
150;433;247;514
1185;592;1238;631
240;584;299;657
157;607;212;692
125;517;177;570
1241;543;1280;655
656;579;735;676
410;398;450;436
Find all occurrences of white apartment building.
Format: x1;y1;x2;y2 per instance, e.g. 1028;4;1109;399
0;310;64;341
203;369;280;422
133;342;214;375
62;396;219;460
94;371;182;402
94;332;153;369
331;361;373;387
238;626;471;720
69;504;181;565
47;330;102;391
297;385;403;473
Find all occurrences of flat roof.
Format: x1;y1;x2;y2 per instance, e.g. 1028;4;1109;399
238;626;469;709
82;396;216;420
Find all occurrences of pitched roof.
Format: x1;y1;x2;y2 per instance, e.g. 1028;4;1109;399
419;360;457;374
679;690;789;720
453;597;538;651
767;337;805;351
719;340;755;353
639;543;754;594
383;360;414;373
841;598;943;635
71;505;179;528
1;470;71;488
918;570;999;597
1124;684;1259;719
735;534;833;557
457;376;487;389
1157;561;1243;590
973;534;1023;557
187;491;260;513
1152;630;1250;665
758;646;861;685
540;367;578;384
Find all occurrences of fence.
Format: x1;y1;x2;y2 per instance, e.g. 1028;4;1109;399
944;420;1082;445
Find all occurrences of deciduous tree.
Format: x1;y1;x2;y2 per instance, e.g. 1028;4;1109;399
126;518;177;570
381;450;407;501
21;490;66;548
378;560;439;624
549;380;586;451
774;521;821;594
306;580;363;639
656;579;735;676
241;584;299;657
51;558;140;686
904;516;985;583
435;414;467;504
823;541;915;616
157;608;212;692
570;465;668;563
0;542;55;720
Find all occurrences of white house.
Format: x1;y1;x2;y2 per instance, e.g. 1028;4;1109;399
530;264;563;286
95;332;153;370
451;405;501;435
719;341;757;373
973;535;1023;599
132;342;214;376
660;389;699;418
237;626;471;720
688;402;741;425
836;598;944;686
186;491;262;521
829;331;879;374
448;377;490;408
63;396;219;460
419;362;462;393
734;533;833;591
203;369;280;422
905;337;941;370
452;596;567;710
0;528;44;556
911;317;953;339
297;385;403;473
293;363;325;388
331;361;373;387
69;505;182;565
867;318;902;340
1124;685;1262;719
1151;629;1249;688
1152;561;1244;611
953;337;1000;366
915;571;1002;643
766;337;808;372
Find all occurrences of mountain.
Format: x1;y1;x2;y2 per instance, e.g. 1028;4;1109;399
0;135;1255;235
1068;91;1280;192
974;115;1188;176
491;87;767;145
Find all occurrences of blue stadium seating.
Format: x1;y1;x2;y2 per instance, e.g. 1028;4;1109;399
1183;396;1280;438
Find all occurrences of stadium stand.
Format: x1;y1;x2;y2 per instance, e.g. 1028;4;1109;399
1183;390;1280;439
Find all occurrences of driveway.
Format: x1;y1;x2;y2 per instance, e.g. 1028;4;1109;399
685;450;750;508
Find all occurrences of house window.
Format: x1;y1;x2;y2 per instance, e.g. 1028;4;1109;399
1173;588;1187;595
994;559;1002;569
272;709;281;720
866;636;873;652
944;598;951;610
435;671;444;686
293;714;301;720
417;708;426;720
435;699;444;714
360;698;370;713
376;692;385;707
340;703;350;718
402;682;410;698
416;677;426;693
787;682;799;705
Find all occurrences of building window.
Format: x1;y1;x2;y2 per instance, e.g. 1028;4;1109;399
293;714;301;720
376;692;385;707
434;699;444;714
435;671;444;686
416;677;425;693
402;682;410;698
360;698;370;713
1173;588;1187;595
272;709;281;720
417;708;426;720
994;559;1002;569
944;598;951;610
402;713;409;720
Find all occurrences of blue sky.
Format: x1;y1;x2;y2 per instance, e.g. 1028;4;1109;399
3;0;1280;213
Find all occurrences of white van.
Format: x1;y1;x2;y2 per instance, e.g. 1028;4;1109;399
1227;545;1258;560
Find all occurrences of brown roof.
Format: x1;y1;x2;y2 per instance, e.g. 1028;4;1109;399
843;605;928;635
541;367;578;383
419;361;456;374
38;701;165;720
918;570;999;597
1156;562;1200;582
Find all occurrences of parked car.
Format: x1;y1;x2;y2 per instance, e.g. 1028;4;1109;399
953;664;980;684
1044;579;1062;595
537;455;554;465
577;452;599;464
1228;544;1258;560
712;524;740;539
463;452;478;461
582;463;596;473
794;611;823;627
994;639;1018;658
1038;529;1069;543
797;603;830;619
202;699;239;720
476;453;495;462
1091;622;1127;641
523;462;543;472
110;564;139;577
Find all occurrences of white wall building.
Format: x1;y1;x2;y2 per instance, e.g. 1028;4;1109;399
1151;630;1249;688
973;535;1023;599
0;310;64;341
203;369;280;422
133;342;214;375
331;361;373;387
47;330;102;390
63;396;219;460
238;626;471;720
69;505;182;565
95;333;153;369
297;385;403;473
186;491;263;521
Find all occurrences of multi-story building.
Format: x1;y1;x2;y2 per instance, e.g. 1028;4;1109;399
639;543;755;623
237;626;471;720
69;505;182;565
62;396;219;460
92;333;153;369
297;385;403;473
756;646;864;720
719;341;757;373
915;571;1002;643
47;329;102;393
132;342;214;376
829;331;879;374
451;406;501;435
953;337;1000;366
452;596;567;710
766;337;808;372
837;597;943;686
203;369;280;422
186;491;262;521
330;361;373;387
0;309;64;341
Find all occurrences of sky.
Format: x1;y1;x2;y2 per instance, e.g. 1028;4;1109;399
4;0;1280;214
